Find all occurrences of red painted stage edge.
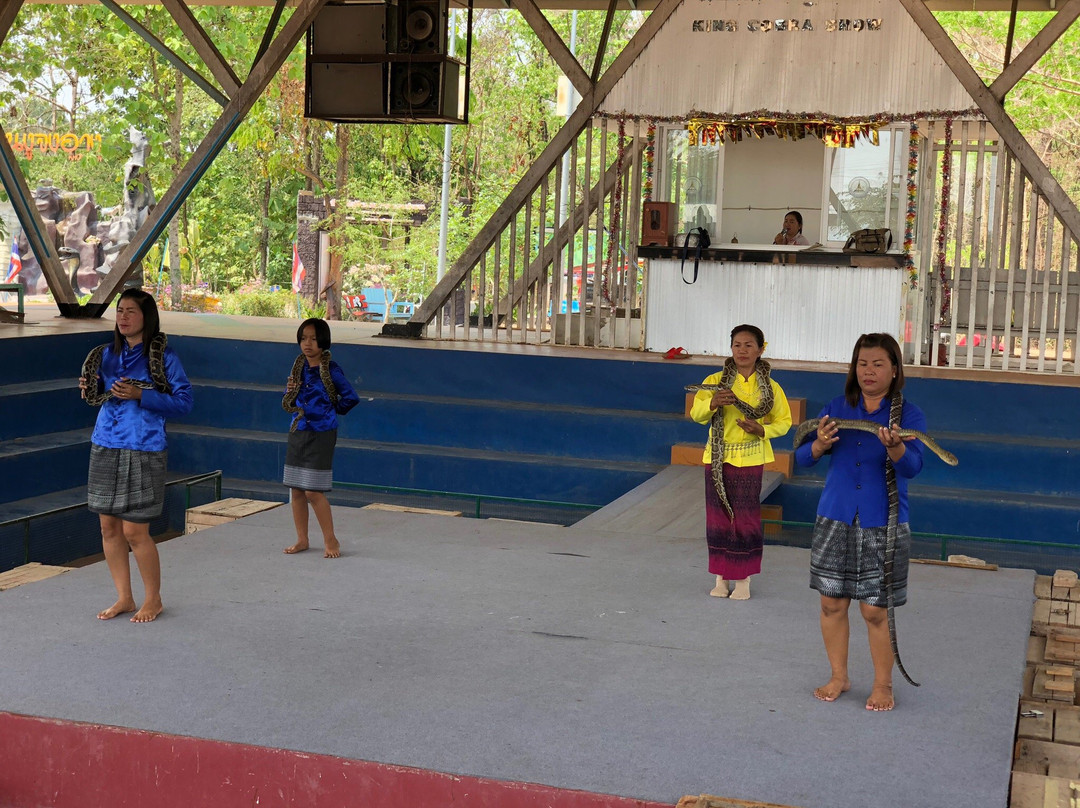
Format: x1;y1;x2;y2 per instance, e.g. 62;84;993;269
0;712;674;808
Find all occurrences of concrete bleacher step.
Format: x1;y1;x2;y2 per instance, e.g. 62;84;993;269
0;429;93;504
0;379;95;442
670;443;795;477
184;380;703;466
168;424;665;507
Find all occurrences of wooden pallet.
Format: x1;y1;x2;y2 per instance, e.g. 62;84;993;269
185;498;282;534
1011;771;1080;808
677;795;804;808
1012;572;1080;806
0;562;70;591
361;503;463;517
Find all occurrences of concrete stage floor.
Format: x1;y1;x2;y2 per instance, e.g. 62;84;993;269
0;500;1033;807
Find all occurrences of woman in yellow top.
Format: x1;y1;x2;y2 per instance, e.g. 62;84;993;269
690;325;792;600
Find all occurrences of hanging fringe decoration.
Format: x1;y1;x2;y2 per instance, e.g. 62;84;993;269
935;118;953;322
603;117;627;310
643;120;656;202
904;121;920;289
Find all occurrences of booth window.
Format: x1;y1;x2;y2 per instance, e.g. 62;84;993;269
825;125;908;245
659;128;720;234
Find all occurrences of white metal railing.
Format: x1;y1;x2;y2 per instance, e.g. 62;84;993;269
915;119;1080;374
429;116;646;349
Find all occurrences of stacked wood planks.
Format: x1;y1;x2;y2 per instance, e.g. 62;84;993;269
1013;570;1080;807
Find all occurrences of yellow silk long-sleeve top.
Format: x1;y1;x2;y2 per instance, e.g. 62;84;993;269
689;370;792;467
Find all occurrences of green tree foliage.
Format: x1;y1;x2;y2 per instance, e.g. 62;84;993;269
937;11;1080;200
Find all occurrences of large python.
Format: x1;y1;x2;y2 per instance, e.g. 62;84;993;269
792;400;959;688
80;333;170;407
685;356;775;519
282;350;338;432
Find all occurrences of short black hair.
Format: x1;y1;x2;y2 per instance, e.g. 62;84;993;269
844;332;905;406
730;324;765;349
297;317;332;350
112;288;161;355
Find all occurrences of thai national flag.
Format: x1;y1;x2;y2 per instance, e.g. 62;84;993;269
5;239;21;284
291;241;305;294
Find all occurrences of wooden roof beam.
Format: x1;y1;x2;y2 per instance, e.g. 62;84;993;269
898;0;1080;239
590;0;617;83
99;0;229;106
990;0;1080;101
160;0;241;97
0;0;24;44
403;0;682;329
89;0;331;308
510;0;591;96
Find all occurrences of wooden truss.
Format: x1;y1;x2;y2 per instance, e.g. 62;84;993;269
0;0;331;319
393;0;1080;336
0;0;1076;323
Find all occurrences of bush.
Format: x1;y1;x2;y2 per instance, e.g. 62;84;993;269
219;289;293;317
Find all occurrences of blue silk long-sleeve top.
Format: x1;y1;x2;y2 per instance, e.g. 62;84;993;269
288;360;359;432
89;343;194;452
794;394;925;527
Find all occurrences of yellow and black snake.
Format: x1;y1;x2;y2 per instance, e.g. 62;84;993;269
792;399;960;688
685;356;775;519
80;333;170;407
282;350;338;432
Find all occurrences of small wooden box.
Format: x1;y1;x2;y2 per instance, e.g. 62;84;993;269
185;498;282;534
642;201;676;246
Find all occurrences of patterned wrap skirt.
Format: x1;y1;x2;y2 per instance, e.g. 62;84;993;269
704;464;764;579
809;515;910;607
87;445;167;523
283;429;337;492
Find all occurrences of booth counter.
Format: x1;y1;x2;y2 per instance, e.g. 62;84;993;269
638;245;906;363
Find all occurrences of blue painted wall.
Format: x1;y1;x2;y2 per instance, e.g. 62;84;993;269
2;330;1078;546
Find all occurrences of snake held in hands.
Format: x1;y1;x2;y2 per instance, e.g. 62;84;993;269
282;350;338;432
791;399;961;689
81;333;170;407
792;418;959;466
685;356;775;519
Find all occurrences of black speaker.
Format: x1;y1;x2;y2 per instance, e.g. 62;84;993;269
389;59;461;118
391;0;446;54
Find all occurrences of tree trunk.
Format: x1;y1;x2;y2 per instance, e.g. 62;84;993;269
169;70;184;309
258;173;271;280
326;124;348;321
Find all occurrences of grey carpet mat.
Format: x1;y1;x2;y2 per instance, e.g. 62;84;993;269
0;504;1032;807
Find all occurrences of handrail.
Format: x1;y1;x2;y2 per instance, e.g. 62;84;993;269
333;480;600;520
0;471;224;570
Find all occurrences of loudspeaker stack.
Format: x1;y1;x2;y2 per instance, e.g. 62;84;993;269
305;0;467;124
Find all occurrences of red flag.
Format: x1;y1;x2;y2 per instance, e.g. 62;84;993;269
5;239;21;284
291;242;306;293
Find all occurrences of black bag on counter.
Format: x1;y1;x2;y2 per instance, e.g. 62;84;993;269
843;228;893;254
676;227;711;284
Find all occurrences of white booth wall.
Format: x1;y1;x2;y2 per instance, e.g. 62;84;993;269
717;136;825;245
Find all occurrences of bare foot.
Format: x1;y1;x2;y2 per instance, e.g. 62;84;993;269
709;576;729;598
97;599;136;620
730;579;750;600
813;676;851;702
284;541;309;554
131;600;164;623
323;537;341;559
866;683;894;711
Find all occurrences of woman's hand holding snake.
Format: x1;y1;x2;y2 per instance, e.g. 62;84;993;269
737;418;764;437
812;415;839;458
110;379;143;401
710;388;737;409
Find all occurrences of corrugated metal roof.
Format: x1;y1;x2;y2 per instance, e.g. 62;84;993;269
600;0;981;118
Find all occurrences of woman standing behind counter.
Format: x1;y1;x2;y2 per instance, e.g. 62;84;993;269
773;211;810;246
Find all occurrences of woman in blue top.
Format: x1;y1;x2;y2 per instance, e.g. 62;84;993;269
79;289;193;623
794;333;925;712
281;318;359;558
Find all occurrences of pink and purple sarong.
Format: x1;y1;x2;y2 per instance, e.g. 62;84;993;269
704;464;764;579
